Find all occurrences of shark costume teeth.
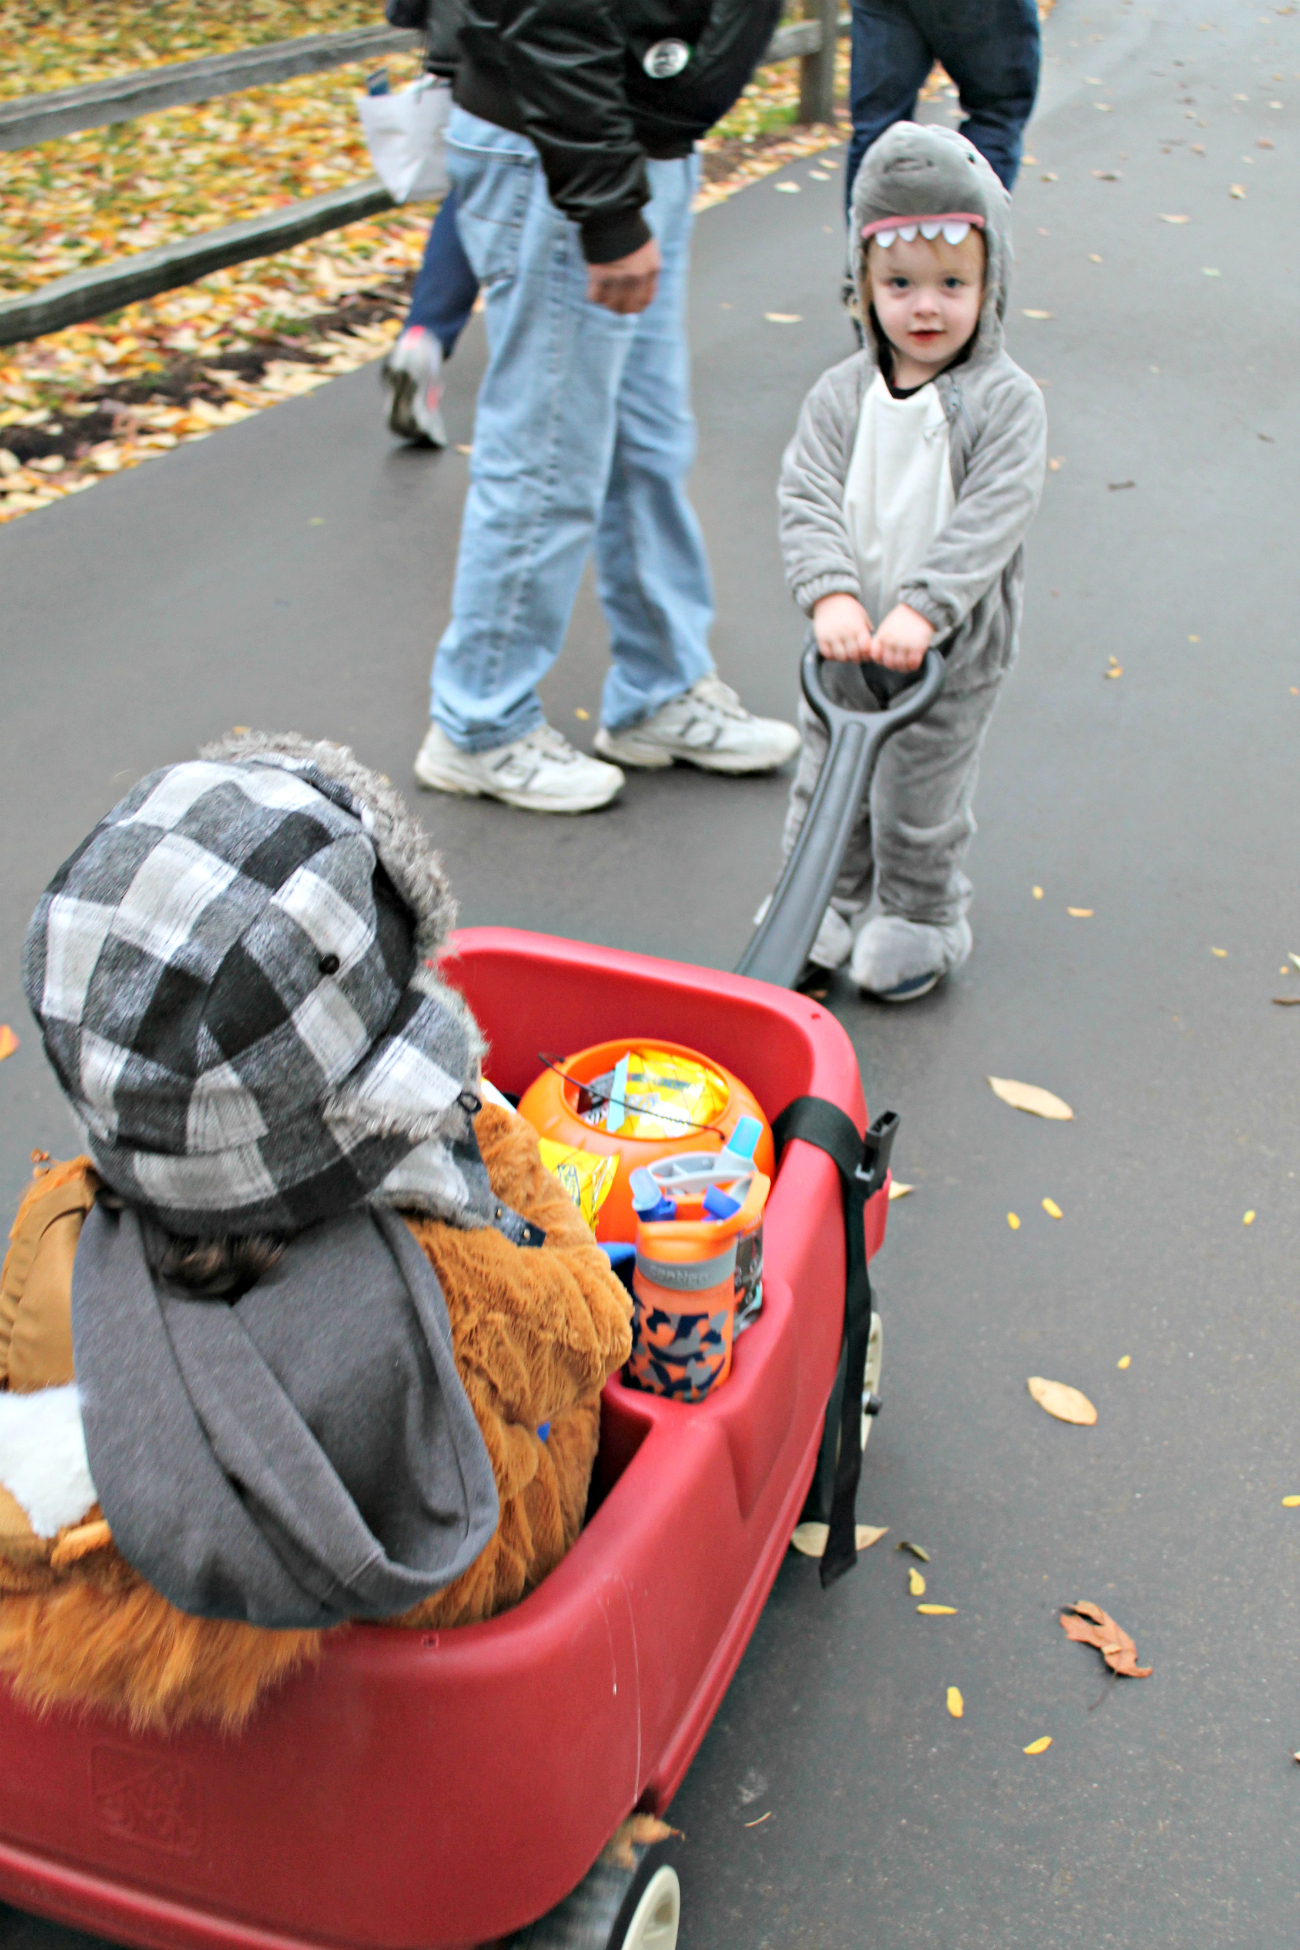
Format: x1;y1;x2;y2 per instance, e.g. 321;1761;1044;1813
861;212;985;249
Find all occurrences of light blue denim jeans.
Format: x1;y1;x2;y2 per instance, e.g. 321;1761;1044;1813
430;108;716;752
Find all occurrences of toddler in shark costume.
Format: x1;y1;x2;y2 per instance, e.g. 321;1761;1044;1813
777;121;1047;999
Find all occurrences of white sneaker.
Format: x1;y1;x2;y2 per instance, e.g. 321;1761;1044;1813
382;326;446;447
809;905;854;971
414;722;624;814
594;675;801;775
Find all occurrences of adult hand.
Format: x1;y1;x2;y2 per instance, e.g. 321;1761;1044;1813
869;603;934;672
813;592;874;662
586;238;662;314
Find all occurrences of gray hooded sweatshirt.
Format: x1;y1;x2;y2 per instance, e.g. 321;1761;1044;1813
779;121;1047;686
775;123;1047;934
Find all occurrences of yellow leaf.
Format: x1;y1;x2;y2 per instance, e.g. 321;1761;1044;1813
909;1567;926;1596
1042;1197;1063;1219
1007;1212;1021;1230
0;1025;18;1062
1104;664;1123;679
1023;1736;1053;1755
1211;947;1227;957
574;708;590;720
1243;1210;1256;1225
764;312;803;323
1118;1354;1131;1369
1028;1376;1097;1426
888;1180;913;1200
1033;885;1044;899
947;1686;964;1718
1289;954;1300;972
1159;213;1191;223
919;1604;957;1615
791;1522;887;1558
1067;908;1094;918
1282;1496;1300;1508
987;1077;1074;1120
1022;309;1053;319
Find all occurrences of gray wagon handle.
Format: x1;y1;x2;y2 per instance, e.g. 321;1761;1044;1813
735;644;947;990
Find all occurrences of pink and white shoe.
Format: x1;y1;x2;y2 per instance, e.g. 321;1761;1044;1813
382;326;446;447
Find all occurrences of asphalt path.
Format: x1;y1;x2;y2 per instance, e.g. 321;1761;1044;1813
2;0;1298;1942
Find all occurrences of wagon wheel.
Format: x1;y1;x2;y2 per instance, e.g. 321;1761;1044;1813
505;1842;680;1950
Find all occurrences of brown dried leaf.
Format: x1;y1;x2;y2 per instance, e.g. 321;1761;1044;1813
1028;1376;1097;1425
603;1815;679;1869
897;1540;930;1561
988;1076;1074;1120
1059;1600;1152;1677
791;1522;887;1559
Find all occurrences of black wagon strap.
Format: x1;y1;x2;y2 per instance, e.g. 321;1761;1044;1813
772;1097;898;1588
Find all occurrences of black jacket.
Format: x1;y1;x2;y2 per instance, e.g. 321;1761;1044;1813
449;0;782;264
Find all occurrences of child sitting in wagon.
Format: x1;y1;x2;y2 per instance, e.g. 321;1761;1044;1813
0;733;631;1731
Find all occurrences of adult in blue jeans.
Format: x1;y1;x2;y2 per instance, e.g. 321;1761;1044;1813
849;0;1041;197
411;0;802;815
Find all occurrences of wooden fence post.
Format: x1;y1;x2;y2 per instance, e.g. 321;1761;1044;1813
798;0;840;125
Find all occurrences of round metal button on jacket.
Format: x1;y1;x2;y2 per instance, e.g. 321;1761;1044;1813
642;37;691;79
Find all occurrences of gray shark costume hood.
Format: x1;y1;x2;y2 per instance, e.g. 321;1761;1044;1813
849;121;1013;370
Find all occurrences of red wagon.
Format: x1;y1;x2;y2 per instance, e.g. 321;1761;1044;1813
0;926;893;1950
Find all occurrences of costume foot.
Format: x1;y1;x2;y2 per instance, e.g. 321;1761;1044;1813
808;905;854;971
850;914;972;1001
595;676;801;774
414;723;624;814
382;326;446;447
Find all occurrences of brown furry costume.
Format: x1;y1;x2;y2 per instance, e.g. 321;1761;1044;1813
0;1106;630;1733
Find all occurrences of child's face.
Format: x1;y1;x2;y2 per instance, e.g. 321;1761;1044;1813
867;229;985;377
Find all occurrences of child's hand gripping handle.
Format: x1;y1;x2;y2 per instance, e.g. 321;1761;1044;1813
735;645;946;990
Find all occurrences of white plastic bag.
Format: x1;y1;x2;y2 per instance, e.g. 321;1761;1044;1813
358;77;451;204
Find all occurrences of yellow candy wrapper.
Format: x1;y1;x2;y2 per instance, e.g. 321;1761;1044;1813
537;1140;619;1232
579;1048;728;1142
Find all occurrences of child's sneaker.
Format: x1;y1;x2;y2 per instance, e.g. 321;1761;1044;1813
850;914;972;1001
414;722;624;814
382;326;446;447
594;676;800;775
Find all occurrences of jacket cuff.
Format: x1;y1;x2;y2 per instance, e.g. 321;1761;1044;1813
792;571;863;616
896;583;952;633
581;209;654;265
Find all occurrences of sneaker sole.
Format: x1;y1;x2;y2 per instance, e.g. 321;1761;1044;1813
384;369;446;448
594;733;797;775
867;970;943;1002
414;756;621;815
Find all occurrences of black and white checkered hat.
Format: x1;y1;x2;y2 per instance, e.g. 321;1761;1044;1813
23;733;496;1239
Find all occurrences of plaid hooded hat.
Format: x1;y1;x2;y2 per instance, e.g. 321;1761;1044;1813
22;732;505;1240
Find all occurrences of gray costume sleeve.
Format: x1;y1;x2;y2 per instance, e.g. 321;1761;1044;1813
898;370;1047;638
777;355;870;616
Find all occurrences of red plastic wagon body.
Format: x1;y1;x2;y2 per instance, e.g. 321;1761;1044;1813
0;928;889;1950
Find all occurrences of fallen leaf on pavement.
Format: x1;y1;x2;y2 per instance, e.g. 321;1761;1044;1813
1243;1210;1256;1225
988;1077;1075;1120
1068;907;1094;917
919;1604;957;1615
1283;1496;1300;1507
1229;184;1246;198
898;1540;930;1561
1023;309;1053;319
1023;1736;1052;1754
604;1815;679;1868
1118;1354;1131;1369
1289;954;1300;971
1008;1212;1021;1230
791;1522;887;1558
909;1567;926;1596
1042;1197;1063;1219
1211;947;1228;957
775;181;801;192
1059;1600;1152;1677
744;1811;771;1827
1092;168;1122;179
1274;997;1300;1006
1028;1377;1097;1426
1033;885;1044;898
1159;213;1191;223
0;1026;18;1062
764;312;802;323
888;1180;914;1200
947;1686;964;1718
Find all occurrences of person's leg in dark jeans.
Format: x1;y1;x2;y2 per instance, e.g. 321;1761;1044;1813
848;0;1041;201
848;0;935;205
383;190;481;447
406;189;480;355
919;0;1040;189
